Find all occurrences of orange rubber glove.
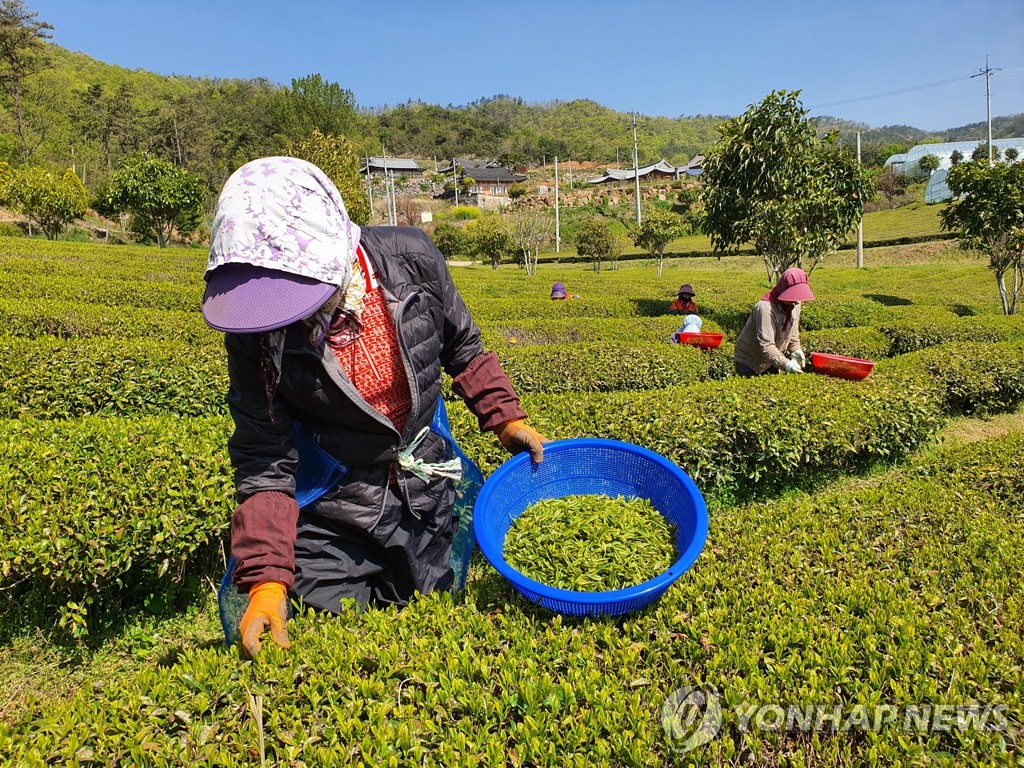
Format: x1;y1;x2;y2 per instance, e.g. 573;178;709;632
494;419;549;463
239;580;290;659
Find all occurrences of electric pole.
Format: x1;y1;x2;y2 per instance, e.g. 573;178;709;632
856;131;864;269
972;55;1002;168
554;156;560;253
453;158;459;206
365;151;374;218
632;112;641;225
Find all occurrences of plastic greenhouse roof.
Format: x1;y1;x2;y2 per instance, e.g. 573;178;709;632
889;137;1024;173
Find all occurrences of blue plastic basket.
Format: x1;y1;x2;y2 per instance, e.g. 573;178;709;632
473;438;708;617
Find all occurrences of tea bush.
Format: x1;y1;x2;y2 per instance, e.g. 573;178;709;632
4;432;1020;766
881;314;1024;355
446;370;945;499
491;342;726;394
0;272;200;311
478;316;710;348
0;335;228;419
0;297;216;344
469;296;641;323
801;326;892;361
0;415;234;634
880;340;1024;416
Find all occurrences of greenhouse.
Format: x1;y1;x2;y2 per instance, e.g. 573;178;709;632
924;168;951;203
884;137;1024;177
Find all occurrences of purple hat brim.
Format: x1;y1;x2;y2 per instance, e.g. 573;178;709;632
202;263;338;333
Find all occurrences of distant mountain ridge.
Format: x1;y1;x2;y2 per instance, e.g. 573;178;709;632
13;43;1023;196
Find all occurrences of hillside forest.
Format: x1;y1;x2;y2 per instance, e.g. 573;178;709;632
3;0;1024;211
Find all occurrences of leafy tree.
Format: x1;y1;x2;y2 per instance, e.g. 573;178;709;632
971;143;1001;163
102;152;206;247
918;154;940;175
631;204;687;277
701;90;872;282
940;160;1024;315
572;216;615;274
1004;147;1019;163
506;205;552;275
0;0;52;161
273;73;357;143
949;149;964;167
465;212;513;270
874;166;911;209
286;129;370;225
430;221;468;262
508;182;528;202
9;166;87;239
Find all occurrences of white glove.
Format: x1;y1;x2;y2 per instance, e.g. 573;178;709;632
783;358;803;374
792;350;806;368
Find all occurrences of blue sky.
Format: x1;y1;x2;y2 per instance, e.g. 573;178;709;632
33;0;1024;133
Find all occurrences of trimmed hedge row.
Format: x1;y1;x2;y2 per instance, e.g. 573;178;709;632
5;338;1022;638
0;272;201;312
0;415;235;635
801;326;893;362
0;236;204;273
0;363;948;635
879;340;1024;416
447;369;945;499
0;298;217;344
477;316;724;348
5;431;1020;766
0;335;228;419
881;314;1024;355
800;299;956;332
489;342;731;394
467;296;644;323
4;334;732;419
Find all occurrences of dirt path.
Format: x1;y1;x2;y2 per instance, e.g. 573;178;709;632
934;407;1024;447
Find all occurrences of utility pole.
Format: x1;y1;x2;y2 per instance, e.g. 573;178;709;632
381;144;393;226
856;131;864;269
554;155;560;253
632;112;641;225
567;156;573;190
452;158;459;206
365;151;374;217
972;55;1001;168
388;171;398;226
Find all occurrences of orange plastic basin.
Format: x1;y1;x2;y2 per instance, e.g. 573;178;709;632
810;352;875;381
676;332;724;349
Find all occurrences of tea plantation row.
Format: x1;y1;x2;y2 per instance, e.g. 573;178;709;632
3;430;1020;766
3;341;1024;638
0;239;1021;766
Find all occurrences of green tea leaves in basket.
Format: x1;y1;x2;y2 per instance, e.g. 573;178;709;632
504;494;677;592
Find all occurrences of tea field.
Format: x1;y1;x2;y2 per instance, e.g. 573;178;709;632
0;236;1022;766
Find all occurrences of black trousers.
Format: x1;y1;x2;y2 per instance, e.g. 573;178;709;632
291;484;456;614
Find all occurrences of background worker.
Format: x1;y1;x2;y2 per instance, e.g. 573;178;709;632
669;284;698;314
733;268;814;376
202;157;549;657
550;281;580;300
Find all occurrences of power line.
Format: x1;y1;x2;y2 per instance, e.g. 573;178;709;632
807;73;977;111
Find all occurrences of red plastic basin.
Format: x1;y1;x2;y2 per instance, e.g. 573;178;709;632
810;352;876;381
675;332;724;349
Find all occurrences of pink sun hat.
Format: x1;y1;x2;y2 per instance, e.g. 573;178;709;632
762;267;815;303
202;156;361;333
